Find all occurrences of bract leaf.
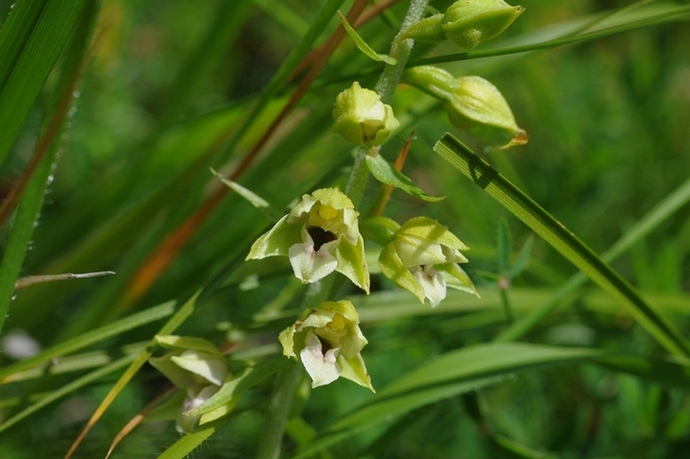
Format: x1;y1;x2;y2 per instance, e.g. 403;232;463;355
337;11;397;65
365;154;445;202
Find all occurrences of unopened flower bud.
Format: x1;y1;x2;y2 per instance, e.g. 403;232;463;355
332;82;399;147
443;0;524;50
401;1;523;50
402;66;527;149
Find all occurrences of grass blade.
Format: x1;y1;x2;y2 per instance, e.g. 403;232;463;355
0;0;88;164
296;343;605;457
434;133;690;358
0;301;175;382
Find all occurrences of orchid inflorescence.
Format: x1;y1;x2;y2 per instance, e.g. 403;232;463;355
149;0;524;421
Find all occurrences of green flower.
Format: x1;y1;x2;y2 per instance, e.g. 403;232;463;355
247;188;370;292
332;82;399;147
402;66;527;149
378;217;479;307
279;300;374;392
149;335;231;433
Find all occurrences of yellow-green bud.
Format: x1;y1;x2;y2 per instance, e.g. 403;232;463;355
402;66;527;149
400;1;523;50
332;82;400;147
443;0;524;50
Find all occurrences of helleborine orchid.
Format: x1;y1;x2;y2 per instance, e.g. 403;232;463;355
246;188;370;292
149;335;232;433
378;217;479;307
279;300;374;392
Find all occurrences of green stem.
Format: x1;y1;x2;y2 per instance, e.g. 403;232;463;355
256;4;433;455
255;362;303;459
347;0;430;207
498;280;514;325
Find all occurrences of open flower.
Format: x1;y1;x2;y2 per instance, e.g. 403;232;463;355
149;335;231;433
247;188;370;292
279;300;374;392
378;217;479;307
332;81;399;147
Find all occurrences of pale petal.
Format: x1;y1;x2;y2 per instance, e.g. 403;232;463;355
288;194;317;223
171;350;227;386
411;265;447;308
177;385;220;433
288;231;339;283
300;332;340;388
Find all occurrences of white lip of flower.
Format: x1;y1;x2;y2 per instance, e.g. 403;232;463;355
247;188;370;293
379;217;478;308
177;385;220;434
279;300;374;392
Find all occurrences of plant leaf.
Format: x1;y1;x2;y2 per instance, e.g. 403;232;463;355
365;154;444;202
0;0;88;164
337;11;396;65
295;343;605;457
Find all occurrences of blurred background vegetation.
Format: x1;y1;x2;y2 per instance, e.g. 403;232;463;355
0;0;689;457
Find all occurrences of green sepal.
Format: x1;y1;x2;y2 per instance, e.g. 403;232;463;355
438;263;480;297
333;235;370;293
378;243;426;304
398;217;470;253
246;215;302;259
155;335;224;358
337;353;375;393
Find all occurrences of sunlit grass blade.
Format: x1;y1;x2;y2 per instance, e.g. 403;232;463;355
0;354;135;434
295;343;606;457
0;0;89;164
0;301;174;382
65;291;201;459
0;143;56;335
497;174;690;342
434;133;690;358
156;423;218;459
409;2;690;66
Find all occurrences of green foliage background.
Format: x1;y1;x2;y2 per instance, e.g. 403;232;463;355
0;0;689;457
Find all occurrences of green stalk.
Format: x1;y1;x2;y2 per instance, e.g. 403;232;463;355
347;0;430;208
256;363;303;459
256;2;432;456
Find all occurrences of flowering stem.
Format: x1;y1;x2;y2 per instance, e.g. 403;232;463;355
345;0;430;207
255;362;303;459
257;3;432;455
